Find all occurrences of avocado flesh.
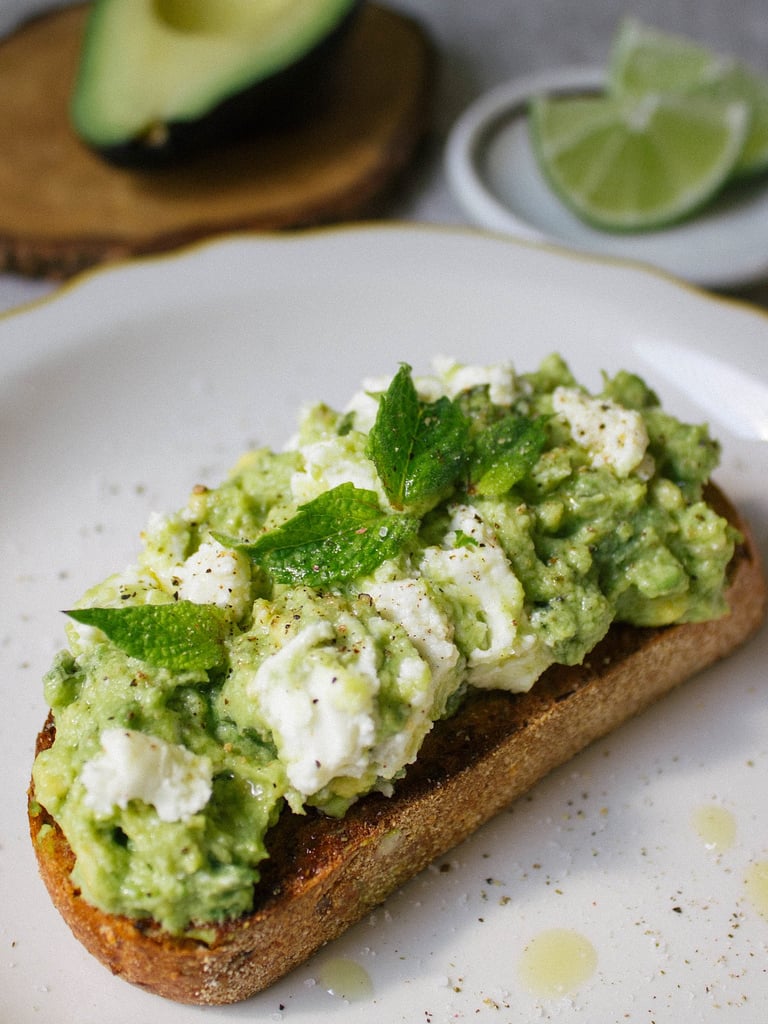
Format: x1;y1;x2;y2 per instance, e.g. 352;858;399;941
70;0;360;166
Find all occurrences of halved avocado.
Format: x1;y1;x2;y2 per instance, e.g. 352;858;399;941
70;0;361;167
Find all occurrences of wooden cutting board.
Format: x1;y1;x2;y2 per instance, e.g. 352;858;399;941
0;3;434;278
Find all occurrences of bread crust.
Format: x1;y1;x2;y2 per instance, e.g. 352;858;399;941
28;484;766;1005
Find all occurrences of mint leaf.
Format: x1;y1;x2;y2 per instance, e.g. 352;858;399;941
454;530;479;549
470;415;547;496
65;602;231;672
366;364;470;512
221;483;419;586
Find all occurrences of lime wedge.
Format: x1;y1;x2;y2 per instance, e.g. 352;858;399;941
610;18;768;177
529;91;748;232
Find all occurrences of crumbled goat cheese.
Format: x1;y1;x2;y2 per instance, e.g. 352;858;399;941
290;434;384;505
174;540;251;618
421;504;553;691
365;578;461;699
553;386;651;478
247;619;380;796
81;729;213;822
365;578;463;777
344;375;392;433
141;510;189;565
432;356;518;406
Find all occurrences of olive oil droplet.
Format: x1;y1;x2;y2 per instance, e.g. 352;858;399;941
518;928;597;997
691;804;737;852
318;957;374;1002
745;861;768;920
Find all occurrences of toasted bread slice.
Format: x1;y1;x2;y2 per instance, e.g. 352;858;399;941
28;484;766;1005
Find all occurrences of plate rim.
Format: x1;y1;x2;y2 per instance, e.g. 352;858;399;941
3;222;768;390
4;220;768;330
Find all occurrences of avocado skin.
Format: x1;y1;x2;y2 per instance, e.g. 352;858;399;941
80;1;362;169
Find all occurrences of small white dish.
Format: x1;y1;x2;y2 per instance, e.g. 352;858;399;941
445;65;768;289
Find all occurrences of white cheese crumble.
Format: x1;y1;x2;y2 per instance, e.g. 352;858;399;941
343;375;391;433
431;356;518;406
80;729;213;822
173;540;251;618
365;578;461;701
247;619;380;796
369;660;434;784
365;579;463;778
553;386;651;478
290;434;384;505
141;510;190;566
420;505;553;691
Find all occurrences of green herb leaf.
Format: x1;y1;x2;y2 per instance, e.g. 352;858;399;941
220;483;419;586
453;530;480;549
65;602;231;672
470;415;547;496
366;363;470;512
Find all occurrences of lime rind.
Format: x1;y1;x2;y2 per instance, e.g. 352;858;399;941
697;66;768;177
529;92;749;232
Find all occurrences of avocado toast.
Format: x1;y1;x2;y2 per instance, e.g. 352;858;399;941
29;356;767;1003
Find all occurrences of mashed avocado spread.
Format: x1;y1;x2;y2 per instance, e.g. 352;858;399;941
32;355;737;934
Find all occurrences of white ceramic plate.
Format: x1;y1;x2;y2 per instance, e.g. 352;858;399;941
445;66;768;289
2;226;767;1024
